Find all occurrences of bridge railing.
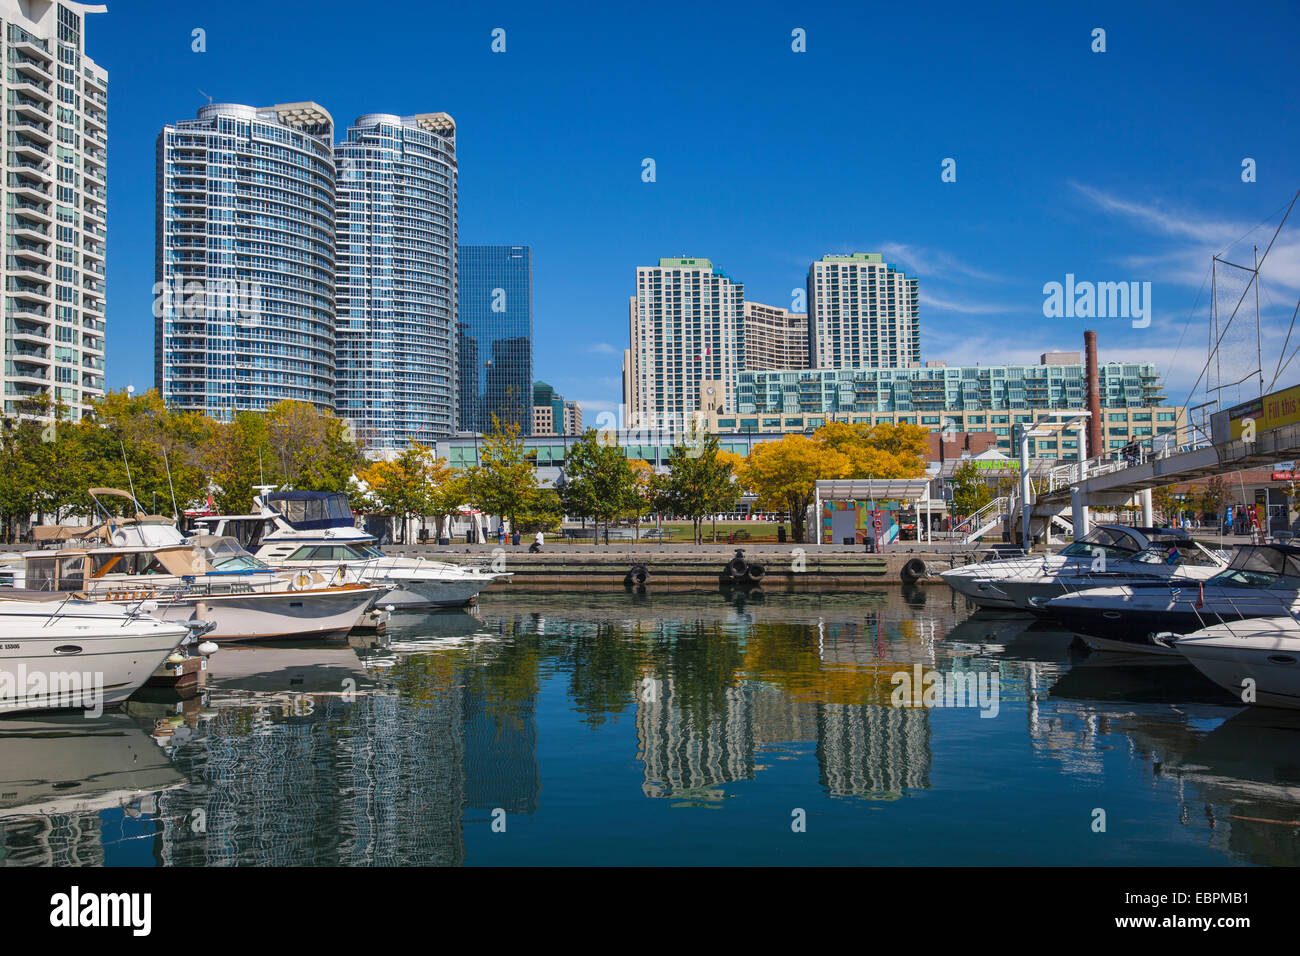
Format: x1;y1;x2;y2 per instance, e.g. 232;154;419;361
1042;432;1214;493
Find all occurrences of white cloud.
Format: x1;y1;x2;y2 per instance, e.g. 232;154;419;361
586;342;619;355
920;291;1017;315
878;242;1003;283
1071;183;1300;294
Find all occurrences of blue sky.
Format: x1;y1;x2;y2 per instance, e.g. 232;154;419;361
101;0;1300;421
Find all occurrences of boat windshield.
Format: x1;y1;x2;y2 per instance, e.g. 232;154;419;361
1132;543;1219;566
1208;545;1300;589
285;544;372;562
1059;526;1143;559
201;536;273;572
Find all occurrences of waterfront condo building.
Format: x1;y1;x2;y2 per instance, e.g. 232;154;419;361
715;355;1177;457
807;253;920;369
743;301;808;371
1;0;107;419
626;257;744;429
155;102;336;417
334;113;458;447
457;244;532;435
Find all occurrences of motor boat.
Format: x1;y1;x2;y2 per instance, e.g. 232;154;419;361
1040;543;1300;656
0;593;193;715
16;489;382;643
1175;617;1300;709
940;525;1227;611
191;489;509;610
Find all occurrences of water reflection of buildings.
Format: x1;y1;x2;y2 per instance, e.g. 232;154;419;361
817;704;930;799
152;660;543;865
157;690;467;866
636;677;932;801
637;679;753;799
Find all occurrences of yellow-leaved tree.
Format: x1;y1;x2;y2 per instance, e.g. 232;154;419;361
737;435;850;542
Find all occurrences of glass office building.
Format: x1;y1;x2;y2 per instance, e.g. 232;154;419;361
155;102;336;416
457;245;532;434
335;113;458;447
0;0;108;419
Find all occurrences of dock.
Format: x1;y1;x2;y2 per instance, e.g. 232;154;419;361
385;543;985;588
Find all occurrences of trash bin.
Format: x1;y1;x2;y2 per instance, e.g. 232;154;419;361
512;531;520;546
777;525;787;543
437;536;450;546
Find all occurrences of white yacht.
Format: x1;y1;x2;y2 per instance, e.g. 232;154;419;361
1041;544;1300;656
0;594;193;715
941;525;1227;611
192;489;509;610
17;489;382;643
1175;617;1300;709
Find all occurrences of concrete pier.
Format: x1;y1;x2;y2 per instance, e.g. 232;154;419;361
385;542;986;588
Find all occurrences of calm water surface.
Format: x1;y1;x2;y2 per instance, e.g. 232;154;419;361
2;587;1298;866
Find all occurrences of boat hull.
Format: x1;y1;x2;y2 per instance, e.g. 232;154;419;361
0;603;189;714
1176;620;1300;709
140;587;380;643
1042;582;1298;656
377;576;495;609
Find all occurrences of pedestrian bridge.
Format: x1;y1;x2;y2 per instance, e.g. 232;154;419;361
1037;418;1300;508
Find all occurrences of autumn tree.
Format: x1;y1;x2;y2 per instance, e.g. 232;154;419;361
815;421;927;478
737;434;849;543
1196;476;1231;528
1150;485;1180;526
626;459;658;542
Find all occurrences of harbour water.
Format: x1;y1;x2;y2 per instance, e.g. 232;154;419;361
1;588;1296;866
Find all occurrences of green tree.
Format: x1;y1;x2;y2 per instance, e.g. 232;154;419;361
358;444;436;544
266;400;365;491
467;416;539;537
201;412;276;514
950;461;994;519
559;429;637;545
662;434;738;545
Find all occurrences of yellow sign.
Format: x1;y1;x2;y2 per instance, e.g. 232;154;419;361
1228;384;1300;439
